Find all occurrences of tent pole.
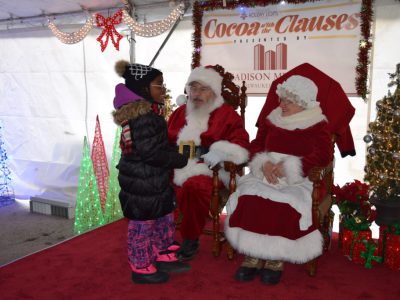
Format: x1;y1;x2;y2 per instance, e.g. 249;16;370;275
149;6;188;67
127;0;136;63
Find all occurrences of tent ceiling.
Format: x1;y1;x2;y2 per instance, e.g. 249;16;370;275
0;0;190;23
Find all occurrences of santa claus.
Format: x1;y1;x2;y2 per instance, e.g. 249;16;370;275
167;65;250;261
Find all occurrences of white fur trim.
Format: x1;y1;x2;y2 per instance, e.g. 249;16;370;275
283;155;303;184
173;159;212;186
225;214;323;263
268;106;327;130
210;140;249;165
186;66;222;97
249;152;274;179
176;94;187;106
249;152;303;185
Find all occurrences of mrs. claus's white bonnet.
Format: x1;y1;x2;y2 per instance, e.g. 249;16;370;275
276;75;319;109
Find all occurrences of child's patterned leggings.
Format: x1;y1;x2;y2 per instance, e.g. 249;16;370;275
127;212;175;269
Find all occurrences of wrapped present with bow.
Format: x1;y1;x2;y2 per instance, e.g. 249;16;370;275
357;239;383;268
384;223;400;271
342;228;372;258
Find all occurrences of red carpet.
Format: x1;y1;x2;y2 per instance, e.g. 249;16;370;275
1;218;399;300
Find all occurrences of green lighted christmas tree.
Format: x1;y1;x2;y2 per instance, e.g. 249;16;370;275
103;126;124;224
364;63;400;224
74;136;105;234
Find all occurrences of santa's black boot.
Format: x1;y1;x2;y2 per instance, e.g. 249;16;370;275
176;239;199;261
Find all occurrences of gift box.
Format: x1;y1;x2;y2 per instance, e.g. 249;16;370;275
341;228;372;257
353;239;382;268
384;232;400;271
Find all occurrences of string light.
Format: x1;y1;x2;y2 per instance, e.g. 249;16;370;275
48;15;94;44
122;3;184;37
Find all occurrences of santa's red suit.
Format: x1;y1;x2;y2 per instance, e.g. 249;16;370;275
225;105;333;263
167;67;249;241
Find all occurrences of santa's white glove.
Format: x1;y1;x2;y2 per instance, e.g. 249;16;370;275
201;149;227;168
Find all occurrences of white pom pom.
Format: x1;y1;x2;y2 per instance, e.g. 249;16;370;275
176;94;187;106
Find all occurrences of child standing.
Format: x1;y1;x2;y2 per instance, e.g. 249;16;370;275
112;61;189;284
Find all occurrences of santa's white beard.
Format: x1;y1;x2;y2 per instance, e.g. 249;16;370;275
186;97;215;119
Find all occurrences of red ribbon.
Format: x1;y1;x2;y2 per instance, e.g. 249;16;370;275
95;10;123;52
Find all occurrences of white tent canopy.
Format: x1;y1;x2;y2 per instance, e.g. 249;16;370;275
0;1;182;22
0;0;399;205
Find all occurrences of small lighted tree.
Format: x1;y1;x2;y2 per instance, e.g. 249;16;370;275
103;126;124;224
74;136;105;234
164;88;177;120
91;115;110;211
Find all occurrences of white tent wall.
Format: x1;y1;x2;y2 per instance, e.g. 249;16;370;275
0;17;194;204
370;0;400;121
0;26;131;202
0;0;399;205
135;18;193;100
333;0;400;187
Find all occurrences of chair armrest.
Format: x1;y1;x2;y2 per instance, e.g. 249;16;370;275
307;161;334;226
209;160;245;257
210;161;246;215
307;162;333;183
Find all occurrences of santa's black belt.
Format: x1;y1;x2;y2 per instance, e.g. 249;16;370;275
176;143;209;159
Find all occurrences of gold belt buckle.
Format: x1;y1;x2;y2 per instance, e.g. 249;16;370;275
179;140;195;159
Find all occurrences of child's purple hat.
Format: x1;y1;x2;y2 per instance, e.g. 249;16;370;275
113;83;143;109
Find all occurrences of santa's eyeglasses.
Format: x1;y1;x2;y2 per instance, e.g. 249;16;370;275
189;85;211;93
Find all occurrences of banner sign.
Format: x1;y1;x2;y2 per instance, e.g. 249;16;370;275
197;0;363;96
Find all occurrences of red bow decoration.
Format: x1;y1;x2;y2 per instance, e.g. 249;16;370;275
95;10;123;52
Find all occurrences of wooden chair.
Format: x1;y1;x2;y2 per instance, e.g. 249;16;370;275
306;135;336;276
201;64;247;259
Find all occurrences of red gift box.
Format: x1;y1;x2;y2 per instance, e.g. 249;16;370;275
384;233;400;271
352;240;380;266
341;229;372;257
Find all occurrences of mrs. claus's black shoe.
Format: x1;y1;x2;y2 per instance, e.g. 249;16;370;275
234;256;264;282
259;269;282;285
